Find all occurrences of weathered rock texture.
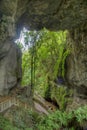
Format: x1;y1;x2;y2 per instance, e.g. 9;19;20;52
0;38;22;96
0;14;22;96
0;0;87;96
66;24;87;97
0;0;87;32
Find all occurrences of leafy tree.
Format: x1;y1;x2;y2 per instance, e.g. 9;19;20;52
22;28;70;105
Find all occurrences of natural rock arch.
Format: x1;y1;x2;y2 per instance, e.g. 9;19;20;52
0;0;87;96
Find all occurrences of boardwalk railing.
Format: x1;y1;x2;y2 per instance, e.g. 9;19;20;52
0;97;17;112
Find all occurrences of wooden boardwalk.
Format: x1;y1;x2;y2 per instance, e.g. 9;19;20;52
0;96;16;112
0;88;57;114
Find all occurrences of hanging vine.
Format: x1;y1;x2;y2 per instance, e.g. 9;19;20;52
22;28;70;98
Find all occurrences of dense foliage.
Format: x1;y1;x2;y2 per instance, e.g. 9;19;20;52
37;105;87;130
1;105;87;130
1;28;87;130
22;29;70;104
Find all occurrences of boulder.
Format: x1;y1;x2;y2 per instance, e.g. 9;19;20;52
0;14;22;96
0;38;22;95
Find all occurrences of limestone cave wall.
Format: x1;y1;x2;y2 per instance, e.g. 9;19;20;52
66;23;87;97
0;0;87;96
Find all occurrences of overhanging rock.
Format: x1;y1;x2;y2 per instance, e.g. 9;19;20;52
0;0;87;96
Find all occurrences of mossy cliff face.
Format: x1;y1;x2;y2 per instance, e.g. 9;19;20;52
66;24;87;97
0;0;87;96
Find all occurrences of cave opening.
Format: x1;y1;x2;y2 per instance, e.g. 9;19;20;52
15;27;70;108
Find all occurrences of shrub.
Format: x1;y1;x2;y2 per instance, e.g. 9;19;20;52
36;105;87;130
